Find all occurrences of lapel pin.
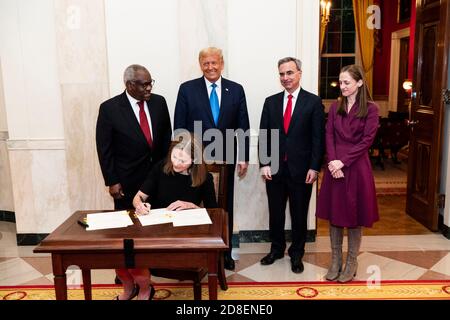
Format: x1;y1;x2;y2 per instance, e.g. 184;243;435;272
225;88;229;92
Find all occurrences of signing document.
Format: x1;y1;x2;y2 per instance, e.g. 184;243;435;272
137;208;212;227
86;210;133;231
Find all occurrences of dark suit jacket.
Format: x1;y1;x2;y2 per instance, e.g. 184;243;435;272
174;76;250;162
259;88;325;181
96;91;172;198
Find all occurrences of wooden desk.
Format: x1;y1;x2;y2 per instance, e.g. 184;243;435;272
33;209;228;300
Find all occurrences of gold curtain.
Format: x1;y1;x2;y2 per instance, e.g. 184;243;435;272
352;0;374;95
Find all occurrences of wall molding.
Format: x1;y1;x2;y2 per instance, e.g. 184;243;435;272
239;230;316;244
7;138;65;151
0;210;15;223
0;131;8;141
12;230;317;246
439;214;450;239
16;233;48;246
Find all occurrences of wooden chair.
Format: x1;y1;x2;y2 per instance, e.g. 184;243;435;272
150;163;229;300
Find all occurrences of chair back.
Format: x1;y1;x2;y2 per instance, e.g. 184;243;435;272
206;162;228;210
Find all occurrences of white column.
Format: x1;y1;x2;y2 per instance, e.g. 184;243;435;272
54;0;112;212
0;58;14;212
0;0;71;233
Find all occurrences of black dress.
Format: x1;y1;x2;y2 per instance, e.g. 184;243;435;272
140;161;218;209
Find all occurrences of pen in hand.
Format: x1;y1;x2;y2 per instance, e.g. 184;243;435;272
138;196;151;215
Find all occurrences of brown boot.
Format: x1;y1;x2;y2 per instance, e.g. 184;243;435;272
338;227;361;283
325;225;343;281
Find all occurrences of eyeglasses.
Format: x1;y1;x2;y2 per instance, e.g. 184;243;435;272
131;79;155;88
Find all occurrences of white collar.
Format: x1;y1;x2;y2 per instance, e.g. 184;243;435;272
204;76;222;88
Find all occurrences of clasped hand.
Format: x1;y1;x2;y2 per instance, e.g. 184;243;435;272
328;160;345;179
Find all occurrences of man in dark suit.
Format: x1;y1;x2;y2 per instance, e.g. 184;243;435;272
258;57;324;273
174;47;250;270
96;64;172;211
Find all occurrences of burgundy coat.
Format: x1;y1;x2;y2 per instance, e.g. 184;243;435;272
316;101;379;227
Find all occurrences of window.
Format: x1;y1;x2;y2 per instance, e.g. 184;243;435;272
320;0;356;99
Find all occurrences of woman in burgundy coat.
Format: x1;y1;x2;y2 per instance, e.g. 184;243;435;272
316;65;379;283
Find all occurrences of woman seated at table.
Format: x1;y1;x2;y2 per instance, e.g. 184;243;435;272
114;131;217;300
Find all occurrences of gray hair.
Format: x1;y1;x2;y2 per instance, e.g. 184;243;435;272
123;64;148;85
278;57;302;71
198;47;224;62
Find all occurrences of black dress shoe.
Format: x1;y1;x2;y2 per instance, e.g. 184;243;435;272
260;252;284;265
224;254;235;271
291;257;304;274
148;285;156;300
114;285;139;300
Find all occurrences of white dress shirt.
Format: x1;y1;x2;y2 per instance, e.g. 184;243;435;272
283;86;301;116
204;76;222;107
126;90;153;139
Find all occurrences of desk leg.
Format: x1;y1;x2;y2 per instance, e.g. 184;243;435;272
82;269;92;300
218;253;228;291
207;253;218;300
52;254;67;300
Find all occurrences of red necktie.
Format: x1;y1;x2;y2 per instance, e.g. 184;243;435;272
138;101;153;147
283;94;293;134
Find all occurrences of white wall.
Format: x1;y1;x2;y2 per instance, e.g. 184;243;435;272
0;59;7;132
0;0;71;233
105;0;181;119
0;0;64;140
0;57;14;212
228;0;298;129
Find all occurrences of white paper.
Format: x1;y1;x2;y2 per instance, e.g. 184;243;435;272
172;208;212;227
137;208;175;226
137;208;212;227
85;210;133;231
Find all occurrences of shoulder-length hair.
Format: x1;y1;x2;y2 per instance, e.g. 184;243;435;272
163;131;207;187
337;64;373;118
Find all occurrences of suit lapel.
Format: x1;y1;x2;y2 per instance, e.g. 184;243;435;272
197;77;216;126
147;97;158;145
275;92;285;133
119;92;149;147
217;78;230;127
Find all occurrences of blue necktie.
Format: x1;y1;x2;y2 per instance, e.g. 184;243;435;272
210;83;220;125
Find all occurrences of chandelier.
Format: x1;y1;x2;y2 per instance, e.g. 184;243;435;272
321;0;332;24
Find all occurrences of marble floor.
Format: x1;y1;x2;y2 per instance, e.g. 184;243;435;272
1;220;450;288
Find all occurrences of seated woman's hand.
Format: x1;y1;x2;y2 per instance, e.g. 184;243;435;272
135;202;151;215
167;200;199;211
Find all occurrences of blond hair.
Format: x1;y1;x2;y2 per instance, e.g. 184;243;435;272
198;47;223;62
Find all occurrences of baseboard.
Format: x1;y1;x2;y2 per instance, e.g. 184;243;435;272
16;233;48;246
0;210;15;223
439;214;450;239
13;230;318;247
238;230;316;245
